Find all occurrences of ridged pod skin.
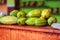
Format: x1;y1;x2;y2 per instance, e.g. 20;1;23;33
35;18;47;26
17;17;26;25
10;10;18;17
26;9;41;17
25;18;38;26
47;16;57;25
0;16;17;24
17;11;26;18
41;9;51;19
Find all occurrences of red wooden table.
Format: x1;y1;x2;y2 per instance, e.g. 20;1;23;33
0;24;60;40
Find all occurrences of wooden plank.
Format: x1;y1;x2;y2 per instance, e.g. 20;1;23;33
53;30;60;34
0;25;58;40
58;34;60;40
0;24;60;33
0;28;10;40
0;24;57;33
10;29;19;40
17;30;58;40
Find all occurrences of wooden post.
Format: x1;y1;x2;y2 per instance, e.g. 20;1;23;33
15;0;20;10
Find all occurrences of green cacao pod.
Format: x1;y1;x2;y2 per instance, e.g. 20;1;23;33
26;9;41;17
17;11;26;18
35;18;47;26
47;16;57;25
0;16;17;24
25;18;38;26
17;17;26;25
10;10;18;17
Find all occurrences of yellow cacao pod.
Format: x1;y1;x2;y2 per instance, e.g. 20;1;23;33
41;9;51;18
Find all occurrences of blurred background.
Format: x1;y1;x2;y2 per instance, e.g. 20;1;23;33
0;0;60;23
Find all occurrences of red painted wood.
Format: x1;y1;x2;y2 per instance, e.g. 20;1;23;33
58;35;60;40
0;24;59;40
0;24;60;34
10;30;58;40
0;28;10;40
10;30;19;40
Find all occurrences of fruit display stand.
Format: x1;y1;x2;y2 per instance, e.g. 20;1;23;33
5;0;60;40
0;24;60;40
